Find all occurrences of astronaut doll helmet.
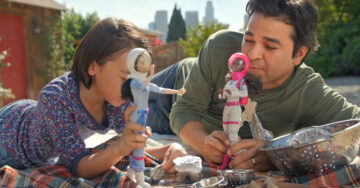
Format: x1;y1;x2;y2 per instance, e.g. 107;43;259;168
228;53;249;81
127;48;152;82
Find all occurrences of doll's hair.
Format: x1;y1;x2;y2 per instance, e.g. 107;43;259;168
224;72;263;96
72;18;151;89
245;72;263;96
121;79;134;102
134;51;151;74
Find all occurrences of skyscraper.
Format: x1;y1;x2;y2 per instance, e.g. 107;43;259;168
148;22;155;30
203;1;215;24
185;11;199;30
155;10;168;43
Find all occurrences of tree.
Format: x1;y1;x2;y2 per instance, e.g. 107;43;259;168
306;0;360;77
167;4;186;43
179;21;228;57
38;9;99;83
62;9;99;67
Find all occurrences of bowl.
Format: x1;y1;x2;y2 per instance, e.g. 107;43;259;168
260;119;360;176
191;176;225;188
216;169;255;186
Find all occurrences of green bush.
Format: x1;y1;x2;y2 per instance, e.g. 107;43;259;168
307;0;360;78
180;21;228;57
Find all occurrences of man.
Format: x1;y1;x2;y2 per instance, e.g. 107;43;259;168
148;0;360;171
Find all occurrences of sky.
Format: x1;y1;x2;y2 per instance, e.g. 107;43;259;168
54;0;248;31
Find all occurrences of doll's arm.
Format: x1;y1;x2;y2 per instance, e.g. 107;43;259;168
231;84;248;98
162;88;186;95
130;79;147;92
148;83;186;95
145;64;155;86
218;89;226;99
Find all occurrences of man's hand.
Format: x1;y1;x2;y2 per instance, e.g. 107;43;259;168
202;130;231;163
228;139;274;171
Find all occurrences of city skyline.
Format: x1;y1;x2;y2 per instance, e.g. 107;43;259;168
55;0;248;31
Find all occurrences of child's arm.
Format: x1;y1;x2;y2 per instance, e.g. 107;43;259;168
76;121;148;178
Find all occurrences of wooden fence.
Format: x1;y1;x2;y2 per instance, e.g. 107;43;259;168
152;41;185;73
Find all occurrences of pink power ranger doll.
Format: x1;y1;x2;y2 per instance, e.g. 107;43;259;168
219;53;262;169
121;48;186;187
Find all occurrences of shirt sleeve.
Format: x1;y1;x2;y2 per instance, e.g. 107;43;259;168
38;91;91;176
170;30;244;135
297;79;360;129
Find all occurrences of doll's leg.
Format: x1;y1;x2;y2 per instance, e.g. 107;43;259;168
222;107;231;135
135;171;150;188
130;148;145;172
228;106;242;145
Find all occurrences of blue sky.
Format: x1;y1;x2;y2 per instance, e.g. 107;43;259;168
54;0;248;31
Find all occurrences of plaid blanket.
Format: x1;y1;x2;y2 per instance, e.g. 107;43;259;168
1;150;360;187
292;164;360;187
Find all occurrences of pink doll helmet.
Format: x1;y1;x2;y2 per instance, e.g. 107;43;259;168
228;53;250;105
228;53;250;81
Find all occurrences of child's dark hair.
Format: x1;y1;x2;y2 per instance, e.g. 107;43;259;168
224;72;263;96
121;79;134;102
72;18;151;89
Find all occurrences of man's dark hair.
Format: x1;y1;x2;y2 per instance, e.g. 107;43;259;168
246;0;320;60
72;18;151;88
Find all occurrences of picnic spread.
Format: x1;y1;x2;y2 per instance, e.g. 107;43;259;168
1;90;360;187
1;128;360;187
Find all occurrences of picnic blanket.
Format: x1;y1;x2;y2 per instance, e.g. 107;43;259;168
0;153;222;187
1;133;360;188
1;155;360;187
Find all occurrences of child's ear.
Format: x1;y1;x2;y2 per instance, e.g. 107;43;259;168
88;60;98;76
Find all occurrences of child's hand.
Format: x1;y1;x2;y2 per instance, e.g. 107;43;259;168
112;105;149;157
162;143;187;173
114;122;148;157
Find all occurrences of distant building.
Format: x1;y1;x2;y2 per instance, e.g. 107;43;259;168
154;10;168;43
203;1;215;24
185;11;198;30
244;14;249;27
148;22;155;30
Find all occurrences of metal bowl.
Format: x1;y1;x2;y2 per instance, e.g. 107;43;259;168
216;169;255;186
191;176;225;188
261;119;360;176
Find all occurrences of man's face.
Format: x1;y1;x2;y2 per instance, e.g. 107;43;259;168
242;12;305;90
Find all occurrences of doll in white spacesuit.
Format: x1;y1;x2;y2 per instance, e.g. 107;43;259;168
121;48;186;188
219;53;262;169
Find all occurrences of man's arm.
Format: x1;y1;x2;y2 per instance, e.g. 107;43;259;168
170;30;244;162
179;121;229;163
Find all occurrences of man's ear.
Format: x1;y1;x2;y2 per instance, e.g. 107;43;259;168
293;46;308;66
88;60;98;76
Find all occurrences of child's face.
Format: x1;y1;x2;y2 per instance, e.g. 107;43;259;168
90;49;131;106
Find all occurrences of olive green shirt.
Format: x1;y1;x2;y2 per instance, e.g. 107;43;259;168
170;30;360;138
